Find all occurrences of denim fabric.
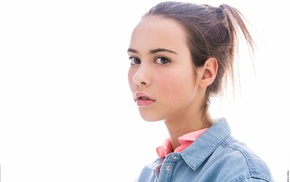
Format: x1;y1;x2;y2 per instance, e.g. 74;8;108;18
135;118;273;182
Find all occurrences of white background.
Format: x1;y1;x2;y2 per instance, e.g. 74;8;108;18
0;0;289;181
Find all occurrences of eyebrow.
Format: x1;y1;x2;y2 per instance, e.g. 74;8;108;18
127;48;178;55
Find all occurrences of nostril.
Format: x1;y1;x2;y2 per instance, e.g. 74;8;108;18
141;82;146;85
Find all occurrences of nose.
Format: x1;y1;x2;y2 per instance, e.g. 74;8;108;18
133;66;150;86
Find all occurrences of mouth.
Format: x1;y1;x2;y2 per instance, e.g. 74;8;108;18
136;96;155;101
134;92;155;106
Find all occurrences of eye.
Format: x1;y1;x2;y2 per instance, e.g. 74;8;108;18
155;57;171;64
129;57;141;65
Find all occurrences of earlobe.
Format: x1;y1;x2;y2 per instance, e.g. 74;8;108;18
199;58;218;88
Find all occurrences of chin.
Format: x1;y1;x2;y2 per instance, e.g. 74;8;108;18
139;113;163;122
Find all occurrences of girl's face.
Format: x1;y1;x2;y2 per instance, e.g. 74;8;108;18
128;16;201;122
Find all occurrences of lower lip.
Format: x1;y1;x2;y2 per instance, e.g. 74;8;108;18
136;99;155;107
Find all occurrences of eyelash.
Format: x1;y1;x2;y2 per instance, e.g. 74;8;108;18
129;57;141;65
155;57;171;64
129;56;171;65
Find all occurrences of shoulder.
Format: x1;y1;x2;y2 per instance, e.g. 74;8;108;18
181;118;273;181
211;136;273;181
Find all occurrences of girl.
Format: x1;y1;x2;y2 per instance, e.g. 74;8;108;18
127;1;273;181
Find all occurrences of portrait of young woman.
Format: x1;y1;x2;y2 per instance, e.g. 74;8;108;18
126;1;286;181
0;0;289;182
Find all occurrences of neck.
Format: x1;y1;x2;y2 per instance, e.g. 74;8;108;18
164;110;212;150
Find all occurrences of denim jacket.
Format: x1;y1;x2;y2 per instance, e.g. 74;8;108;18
135;118;273;182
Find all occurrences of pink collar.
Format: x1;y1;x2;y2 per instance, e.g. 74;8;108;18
156;128;208;158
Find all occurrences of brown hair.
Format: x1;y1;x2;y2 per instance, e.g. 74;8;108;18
143;1;255;107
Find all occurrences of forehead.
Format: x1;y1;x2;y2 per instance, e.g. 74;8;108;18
130;16;188;52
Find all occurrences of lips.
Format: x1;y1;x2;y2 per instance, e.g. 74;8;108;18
134;92;155;107
137;96;153;100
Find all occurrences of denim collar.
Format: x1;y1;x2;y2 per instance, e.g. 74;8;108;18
180;118;231;170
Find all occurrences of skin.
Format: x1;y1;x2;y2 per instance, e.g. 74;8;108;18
127;16;218;149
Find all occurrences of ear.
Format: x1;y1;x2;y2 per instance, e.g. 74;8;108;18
199;57;218;88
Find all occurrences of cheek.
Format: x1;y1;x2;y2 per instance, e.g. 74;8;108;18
155;68;196;100
156;72;191;94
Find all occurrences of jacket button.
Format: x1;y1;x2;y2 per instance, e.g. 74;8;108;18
166;165;172;171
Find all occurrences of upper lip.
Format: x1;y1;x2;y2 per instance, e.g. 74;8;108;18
134;92;155;101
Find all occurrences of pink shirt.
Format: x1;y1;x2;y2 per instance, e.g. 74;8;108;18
156;128;208;158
